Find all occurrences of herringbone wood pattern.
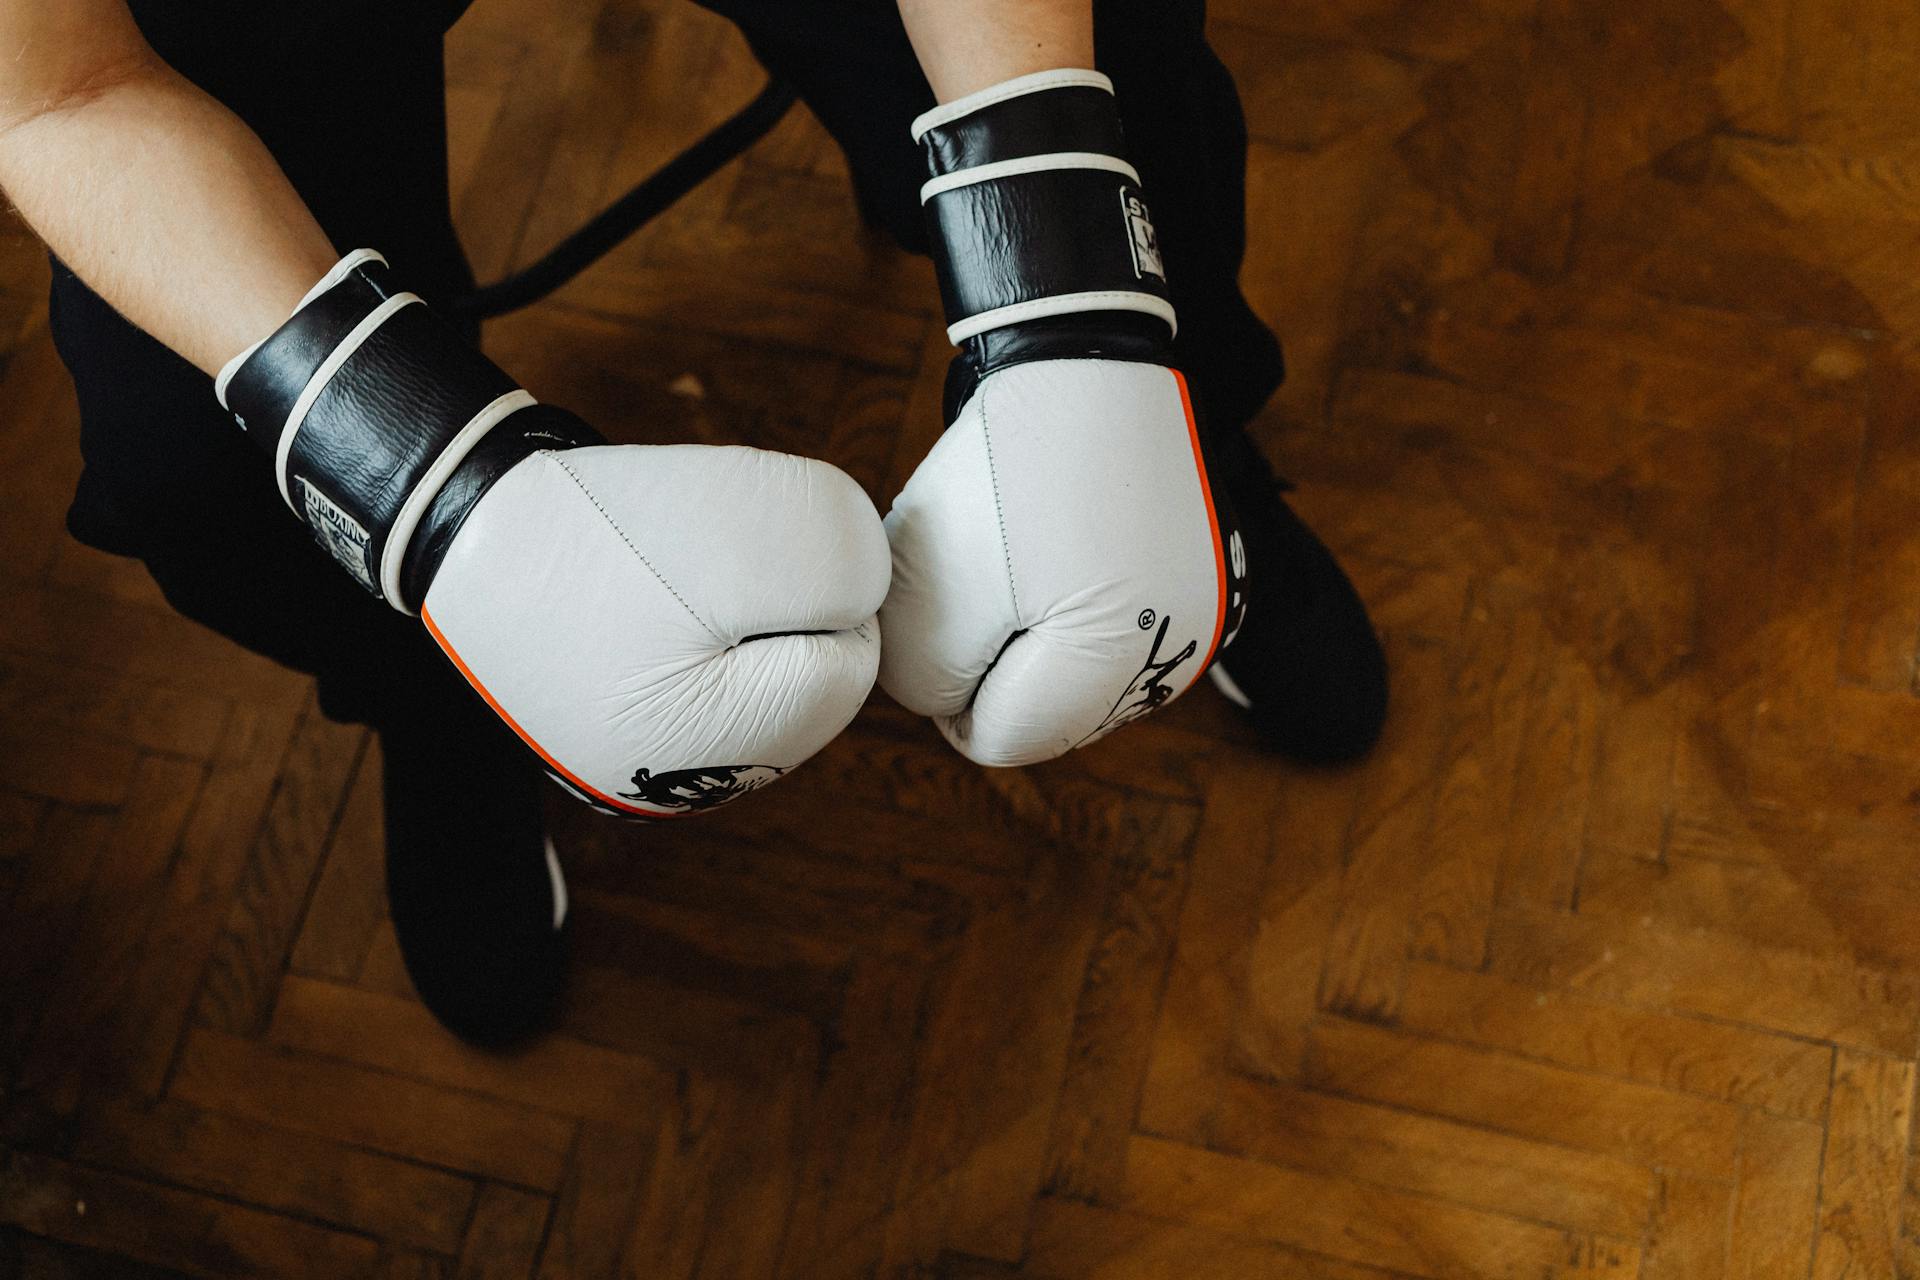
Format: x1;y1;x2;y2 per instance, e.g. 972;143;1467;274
5;0;1920;1274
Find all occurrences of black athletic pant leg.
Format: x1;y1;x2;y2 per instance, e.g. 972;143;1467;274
48;3;480;732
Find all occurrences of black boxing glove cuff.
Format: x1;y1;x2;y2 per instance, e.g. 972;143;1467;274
216;250;601;613
912;70;1175;346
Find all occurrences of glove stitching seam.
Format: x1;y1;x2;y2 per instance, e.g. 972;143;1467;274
544;451;724;645
979;391;1021;624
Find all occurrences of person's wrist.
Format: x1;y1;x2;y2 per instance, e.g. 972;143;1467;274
897;1;1093;102
217;249;602;610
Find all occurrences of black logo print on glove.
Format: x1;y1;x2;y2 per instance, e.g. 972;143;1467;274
619;763;788;813
1076;612;1197;749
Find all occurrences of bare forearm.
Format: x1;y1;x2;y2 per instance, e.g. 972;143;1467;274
0;62;336;375
896;0;1093;101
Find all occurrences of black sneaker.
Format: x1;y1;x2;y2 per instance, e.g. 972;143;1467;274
1208;430;1388;764
378;713;568;1048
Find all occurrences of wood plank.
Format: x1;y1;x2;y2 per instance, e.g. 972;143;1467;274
374;1246;453;1280
559;962;824;1090
288;741;390;984
537;1124;657;1280
0;807;117;1080
776;959;928;1275
1397;960;1834;1120
453;12;596;279
1317;626;1457;1020
890;837;1115;1264
0;1151;380;1280
70;1098;475;1254
266;976;679;1127
1304;1017;1742;1176
1902;1128;1920;1277
1408;576;1539;968
616;1071;808;1280
1138;602;1468;1221
456;1184;551;1280
0;789;43;889
1729;1111;1825;1280
40;536;170;609
0;723;138;806
0;1227;197;1280
1040;797;1199;1205
1579;837;1920;973
1410;260;1845;440
641;158;937;316
0;574;306;711
1141;1068;1655;1238
192;702;367;1036
0;649;228;760
546;264;927;372
1485;904;1920;1053
565;889;854;1028
1641;1173;1731;1280
1145;755;1360;1113
169;1028;574;1191
819;369;914;506
1840;361;1920;691
14;754;205;1096
1812;1050;1914;1278
113;699;306;1097
1118;1135;1641;1279
1237;130;1409;421
0;326;87;580
1021;1196;1424;1279
1493;539;1604;915
1494;0;1588;277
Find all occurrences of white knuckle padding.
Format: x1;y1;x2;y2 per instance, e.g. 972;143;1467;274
878;362;1226;767
421;444;891;816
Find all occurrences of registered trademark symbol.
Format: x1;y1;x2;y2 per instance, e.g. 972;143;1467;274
1138;609;1156;630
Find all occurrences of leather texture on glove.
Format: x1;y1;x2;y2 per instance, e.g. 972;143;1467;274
881;359;1229;766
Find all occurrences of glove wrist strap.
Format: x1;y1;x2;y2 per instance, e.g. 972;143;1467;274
219;250;601;612
914;70;1174;347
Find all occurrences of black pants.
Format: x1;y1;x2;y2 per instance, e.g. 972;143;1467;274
50;0;1282;736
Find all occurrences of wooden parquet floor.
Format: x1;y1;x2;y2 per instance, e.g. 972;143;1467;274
6;0;1920;1274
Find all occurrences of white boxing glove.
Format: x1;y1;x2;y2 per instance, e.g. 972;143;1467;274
220;251;888;815
879;71;1246;766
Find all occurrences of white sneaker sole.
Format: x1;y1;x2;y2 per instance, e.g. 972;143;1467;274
543;836;568;931
1209;662;1252;710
